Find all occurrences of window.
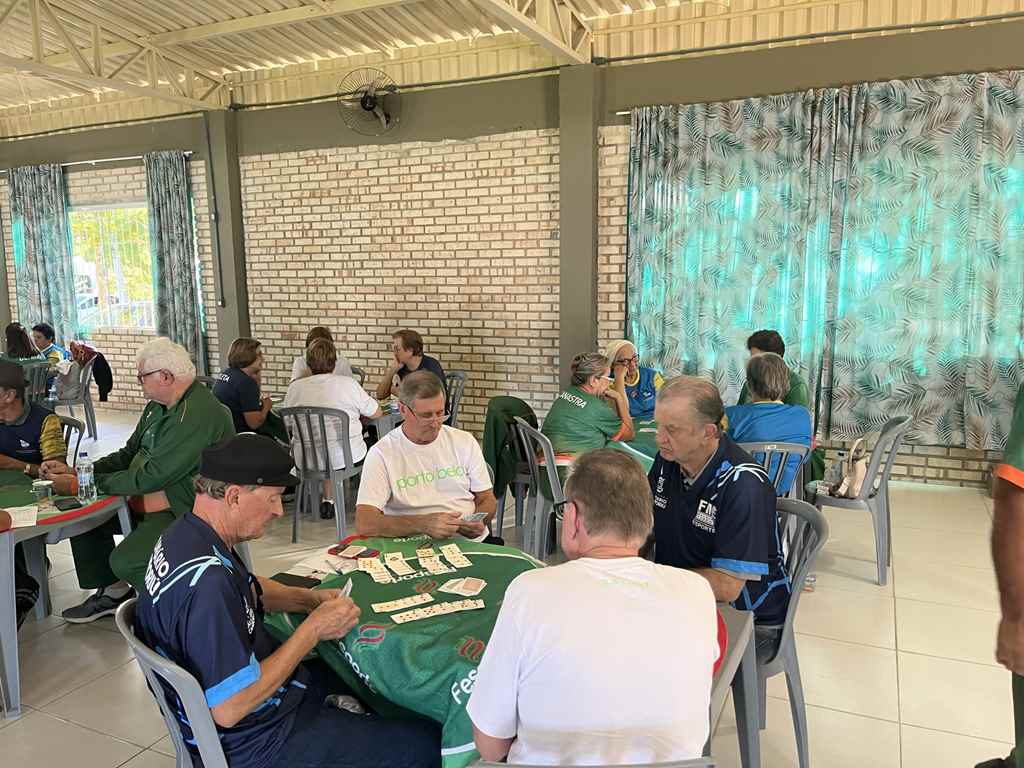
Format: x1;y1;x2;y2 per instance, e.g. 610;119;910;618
68;205;155;331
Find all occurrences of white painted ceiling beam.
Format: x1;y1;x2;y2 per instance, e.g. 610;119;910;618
473;0;591;63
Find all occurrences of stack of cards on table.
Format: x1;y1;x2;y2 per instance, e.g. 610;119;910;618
383;552;415;576
357;556;394;584
416;547;452;575
439;577;486;597
371;593;433;613
391;598;485;624
439;543;472;568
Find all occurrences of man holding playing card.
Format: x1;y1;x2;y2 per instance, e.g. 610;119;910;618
134;433;441;768
355;371;497;541
468;449;719;764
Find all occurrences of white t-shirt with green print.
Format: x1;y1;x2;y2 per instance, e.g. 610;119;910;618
356;425;493;537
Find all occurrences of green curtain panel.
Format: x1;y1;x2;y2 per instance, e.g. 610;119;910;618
627;71;1024;450
9;163;78;345
144;150;207;374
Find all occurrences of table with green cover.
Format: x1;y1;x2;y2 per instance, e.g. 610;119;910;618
0;469;130;718
265;535;542;768
611;417;659;472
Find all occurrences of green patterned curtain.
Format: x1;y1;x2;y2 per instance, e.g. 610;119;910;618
10;163;79;344
144;150;207;374
628;71;1024;450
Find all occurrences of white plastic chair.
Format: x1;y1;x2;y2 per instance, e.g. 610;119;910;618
48;358;98;439
445;370;467;428
738;441;810;498
513;416;566;559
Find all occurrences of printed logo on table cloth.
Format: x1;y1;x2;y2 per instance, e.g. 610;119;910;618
395;464;470;490
457;636;486;662
355;623;389;649
415;578;438;594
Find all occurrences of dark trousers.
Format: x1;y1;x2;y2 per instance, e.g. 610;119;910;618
274;661;441;768
69;510;176;592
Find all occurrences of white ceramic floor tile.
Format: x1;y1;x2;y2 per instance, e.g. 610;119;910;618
806;550;894;596
1;708;140;768
890;496;992;533
149;734;175;757
118;749;177;768
794;586;895;648
894;557;1000;611
899;651;1014;742
817;509;879;562
17;612;67;641
47;552;78;577
766;634;900;721
18;622;134;708
896;599;1000;666
891;525;992;570
901;724;1012;767
43;661;167;747
711;696;900;768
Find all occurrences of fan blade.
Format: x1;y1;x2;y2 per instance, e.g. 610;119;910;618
373;105;388;131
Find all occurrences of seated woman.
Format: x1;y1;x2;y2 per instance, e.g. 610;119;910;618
213;337;288;443
4;323;43;362
605;339;664;420
290;326;354;382
725;352;812;496
283;339;383;519
542;352;634;478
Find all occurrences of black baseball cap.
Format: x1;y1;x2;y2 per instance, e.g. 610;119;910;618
0;360;26;391
199;433;299;488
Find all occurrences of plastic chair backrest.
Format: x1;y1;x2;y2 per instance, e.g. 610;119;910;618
24;362;49;402
737;441;810;494
58;414;85;467
76;357;95;397
855;415;911;501
773;498;830;640
115;599;230;768
446;370;467;428
513;416;566;506
280;405;355;477
194;375;216;389
350;366;366;387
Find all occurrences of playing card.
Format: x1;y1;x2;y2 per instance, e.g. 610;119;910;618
438;578;465;594
460;511;487;522
383;552;415;576
338;545;367;558
416;548;436;560
456;577;486;596
440;543;472;569
420;556;451;575
371;592;433;613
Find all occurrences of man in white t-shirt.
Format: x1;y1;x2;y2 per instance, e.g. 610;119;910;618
355;371;496;540
468;448;720;766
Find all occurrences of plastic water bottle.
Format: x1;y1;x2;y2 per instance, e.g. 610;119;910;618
77;452;96;503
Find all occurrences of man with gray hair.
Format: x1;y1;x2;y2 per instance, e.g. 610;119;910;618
649;375;790;654
356;370;496;540
52;337;234;623
469;449;720;765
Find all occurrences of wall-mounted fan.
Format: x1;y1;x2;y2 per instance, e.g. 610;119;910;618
337;68;400;136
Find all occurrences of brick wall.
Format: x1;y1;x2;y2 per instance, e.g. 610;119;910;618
240;129;562;436
0;160;217;411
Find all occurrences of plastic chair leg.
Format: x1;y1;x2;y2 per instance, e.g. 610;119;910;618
494;492;506;533
514;483;526;527
291;481;302;544
333;477;346;542
784;647;810;768
868;498;888;586
85;398;98;439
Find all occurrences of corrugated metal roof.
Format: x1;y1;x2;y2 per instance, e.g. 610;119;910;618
0;0;1019;137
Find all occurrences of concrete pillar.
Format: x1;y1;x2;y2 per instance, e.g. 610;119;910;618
558;64;602;388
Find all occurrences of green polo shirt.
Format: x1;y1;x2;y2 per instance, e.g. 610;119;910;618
738;368;810;408
94;381;234;517
996;384;1024;488
541;386;625;460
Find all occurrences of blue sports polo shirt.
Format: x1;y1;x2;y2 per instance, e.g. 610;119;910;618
213;367;262;434
649;433;791;625
135;512;309;768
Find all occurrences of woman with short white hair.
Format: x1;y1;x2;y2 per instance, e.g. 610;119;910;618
604;339;664;420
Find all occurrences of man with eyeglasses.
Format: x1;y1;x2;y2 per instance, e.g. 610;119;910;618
355;371;496;541
50;337;234;623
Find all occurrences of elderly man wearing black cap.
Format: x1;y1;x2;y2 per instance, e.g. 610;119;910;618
135;433;441;768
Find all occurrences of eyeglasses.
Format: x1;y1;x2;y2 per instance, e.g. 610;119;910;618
615;355;639;365
136;369;165;384
401;403;449;423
